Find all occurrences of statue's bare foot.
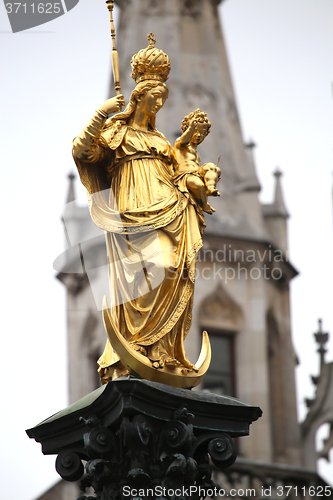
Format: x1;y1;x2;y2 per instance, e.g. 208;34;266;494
181;366;198;375
133;344;147;356
152;357;181;369
202;201;215;214
165;358;181;366
180;359;199;372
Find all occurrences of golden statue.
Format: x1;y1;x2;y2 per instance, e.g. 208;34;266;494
72;32;220;389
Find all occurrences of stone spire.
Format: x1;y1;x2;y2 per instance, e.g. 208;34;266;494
111;0;270;241
243;140;261;192
66;172;76;204
272;167;289;218
62;172;77;263
262;168;289;219
262;168;289;253
63;172;77;232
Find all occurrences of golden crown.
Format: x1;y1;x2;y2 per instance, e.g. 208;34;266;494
131;33;171;84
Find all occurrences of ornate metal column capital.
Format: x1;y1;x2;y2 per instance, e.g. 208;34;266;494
27;378;262;500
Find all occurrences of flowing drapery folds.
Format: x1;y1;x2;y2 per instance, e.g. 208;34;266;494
73;112;205;382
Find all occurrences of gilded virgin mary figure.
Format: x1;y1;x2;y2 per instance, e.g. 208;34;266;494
73;36;209;386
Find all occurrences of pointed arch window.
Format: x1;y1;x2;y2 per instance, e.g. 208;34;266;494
202;328;236;397
198;284;242;397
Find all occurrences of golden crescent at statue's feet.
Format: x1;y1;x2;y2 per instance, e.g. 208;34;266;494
102;296;211;389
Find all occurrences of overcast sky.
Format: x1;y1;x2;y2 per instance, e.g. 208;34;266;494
1;1;333;498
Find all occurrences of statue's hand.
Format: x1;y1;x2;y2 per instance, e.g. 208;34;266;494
179;118;197;145
189;118;197;129
99;94;125;115
187;118;197;137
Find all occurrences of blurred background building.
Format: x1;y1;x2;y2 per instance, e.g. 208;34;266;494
36;0;333;498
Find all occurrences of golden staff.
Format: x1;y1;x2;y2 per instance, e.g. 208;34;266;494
106;0;121;96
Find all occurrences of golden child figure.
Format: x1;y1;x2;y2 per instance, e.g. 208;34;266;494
174;109;221;215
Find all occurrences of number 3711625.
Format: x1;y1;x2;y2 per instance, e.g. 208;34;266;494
5;3;62;14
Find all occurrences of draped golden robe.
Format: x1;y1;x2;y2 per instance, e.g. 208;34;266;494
73;111;205;379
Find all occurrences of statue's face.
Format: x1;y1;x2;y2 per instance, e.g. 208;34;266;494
191;122;209;145
138;85;167;117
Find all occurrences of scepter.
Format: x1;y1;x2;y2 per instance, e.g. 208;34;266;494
106;0;121;96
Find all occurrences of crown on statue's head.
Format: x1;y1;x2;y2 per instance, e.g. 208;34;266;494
131;33;171;84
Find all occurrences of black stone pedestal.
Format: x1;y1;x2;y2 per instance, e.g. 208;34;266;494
27;378;262;500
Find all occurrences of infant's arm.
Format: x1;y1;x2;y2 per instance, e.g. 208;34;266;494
178;119;197;147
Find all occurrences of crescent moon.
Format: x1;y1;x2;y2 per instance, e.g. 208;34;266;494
102;296;211;389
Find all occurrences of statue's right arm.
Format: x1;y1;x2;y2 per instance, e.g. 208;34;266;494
73;95;125;163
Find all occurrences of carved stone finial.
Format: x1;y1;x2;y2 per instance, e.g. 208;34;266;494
272;166;289;218
66;172;76;204
274;166;282;179
245;139;257;149
314;318;329;363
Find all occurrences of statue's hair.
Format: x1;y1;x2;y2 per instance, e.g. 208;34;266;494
181;108;211;135
104;81;168;133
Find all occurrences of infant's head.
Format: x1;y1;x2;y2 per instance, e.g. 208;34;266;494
181;109;211;144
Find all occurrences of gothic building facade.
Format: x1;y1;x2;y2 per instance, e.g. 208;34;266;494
37;0;332;498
